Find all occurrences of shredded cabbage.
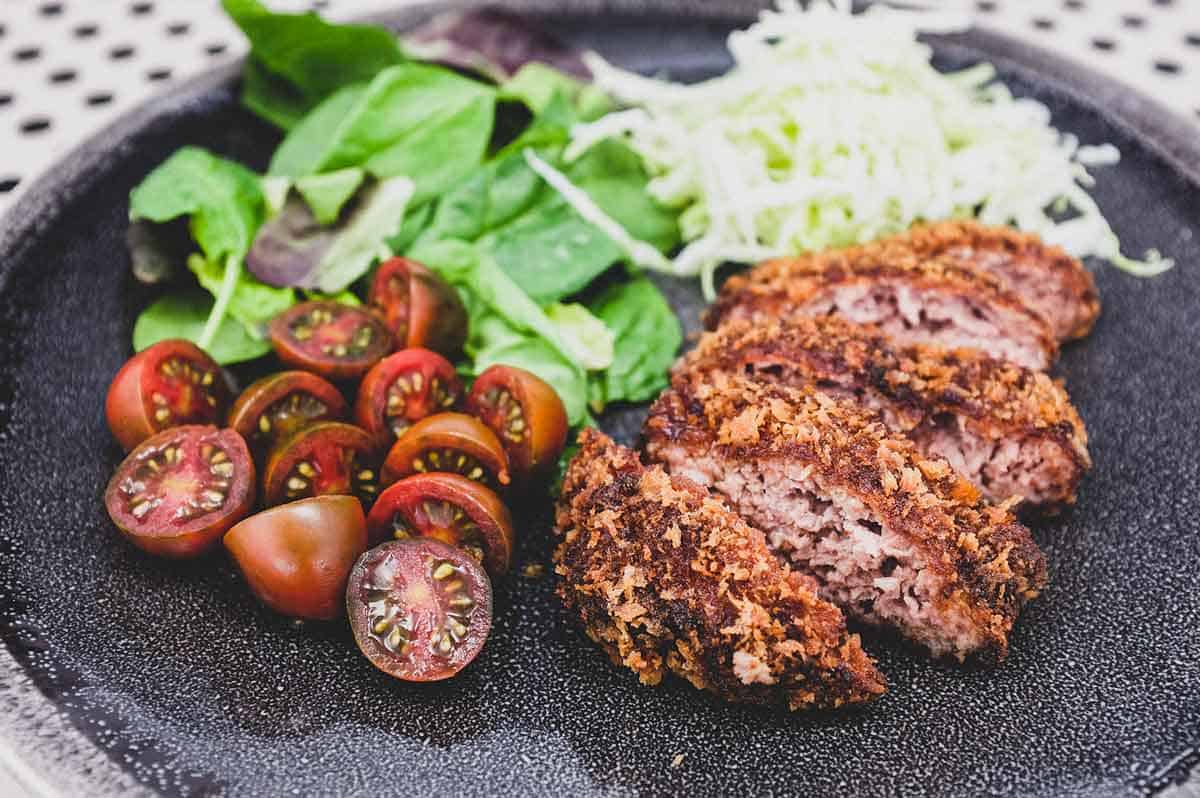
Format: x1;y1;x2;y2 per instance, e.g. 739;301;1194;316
566;0;1172;297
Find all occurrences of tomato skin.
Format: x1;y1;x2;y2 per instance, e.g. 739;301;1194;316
105;339;229;451
380;413;510;489
367;473;514;575
104;425;255;559
269;301;394;380
368;257;467;357
224;495;367;621
465;365;568;482
346;539;492;682
354;349;463;448
262;421;380;507
228;371;347;461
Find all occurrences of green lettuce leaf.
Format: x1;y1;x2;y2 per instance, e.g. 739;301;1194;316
294;167;365;225
269;64;496;204
588;278;681;407
134;292;272;364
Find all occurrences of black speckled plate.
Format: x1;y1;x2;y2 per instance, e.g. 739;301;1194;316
1;2;1198;796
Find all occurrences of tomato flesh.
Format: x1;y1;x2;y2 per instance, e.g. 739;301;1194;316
269;301;393;380
466;365;567;482
224;495;367;620
367;473;514;575
354;348;462;447
263;421;380;507
347;539;492;681
104;425;254;558
228;371;347;461
368;257;467;357
380;413;510;489
106;339;229;451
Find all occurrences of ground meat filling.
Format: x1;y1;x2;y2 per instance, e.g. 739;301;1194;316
662;453;992;659
800;280;1050;371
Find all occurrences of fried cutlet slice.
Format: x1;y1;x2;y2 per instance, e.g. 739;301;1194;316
677;316;1091;511
553;429;886;710
705;250;1058;371
884;220;1100;341
643;375;1047;663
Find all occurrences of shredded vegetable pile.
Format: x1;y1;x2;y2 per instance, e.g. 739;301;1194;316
565;0;1172;297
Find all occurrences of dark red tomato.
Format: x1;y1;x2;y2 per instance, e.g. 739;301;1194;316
380;413;509;490
263;422;380;507
466;365;568;482
354;349;462;447
105;339;230;451
346;539;492;681
104;425;254;558
224;495;367;621
227;371;347;461
366;473;514;575
368;257;467;357
268;301;393;380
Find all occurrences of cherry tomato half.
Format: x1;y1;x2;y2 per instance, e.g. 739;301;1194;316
465;365;568;483
224;495;367;621
380;413;510;490
105;339;230;451
354;348;462;448
268;301;393;380
104;425;254;558
368;257;467;357
346;539;492;682
227;371;347;462
367;473;514;576
262;421;380;508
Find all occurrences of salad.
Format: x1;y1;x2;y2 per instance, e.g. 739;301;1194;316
104;0;1165;684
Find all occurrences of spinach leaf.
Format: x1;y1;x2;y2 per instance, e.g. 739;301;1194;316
269;64;496;204
588;278;681;407
481;200;621;304
545;302;614;370
134;292;272;365
223;0;405;130
567;139;681;254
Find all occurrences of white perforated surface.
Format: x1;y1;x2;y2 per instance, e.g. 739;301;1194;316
0;0;1197;218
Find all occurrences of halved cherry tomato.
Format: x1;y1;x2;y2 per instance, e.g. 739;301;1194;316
380;413;509;489
268;301;393;380
262;421;380;507
346;539;492;682
367;473;513;575
105;339;230;451
104;425;254;558
227;371;347;462
465;365;567;482
354;349;462;448
224;495;367;621
368;257;467;357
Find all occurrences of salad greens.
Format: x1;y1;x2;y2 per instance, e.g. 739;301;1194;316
127;1;683;433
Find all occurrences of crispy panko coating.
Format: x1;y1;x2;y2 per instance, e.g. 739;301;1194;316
884;220;1100;341
677;316;1091;510
553;429;886;710
643;374;1047;663
706;248;1058;371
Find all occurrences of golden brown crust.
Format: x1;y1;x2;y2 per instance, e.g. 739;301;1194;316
896;220;1100;340
705;242;1059;368
677;315;1091;507
553;429;886;709
643;375;1048;662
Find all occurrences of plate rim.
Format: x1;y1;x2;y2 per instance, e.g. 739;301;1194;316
0;1;1197;794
